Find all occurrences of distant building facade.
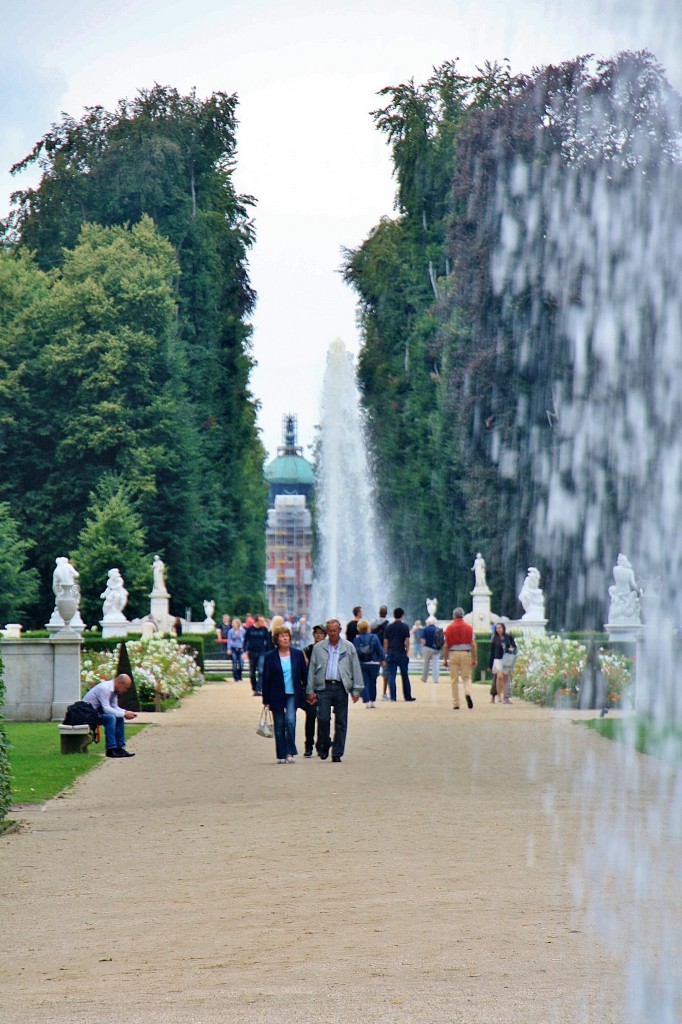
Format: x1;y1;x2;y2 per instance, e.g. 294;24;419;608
264;415;314;618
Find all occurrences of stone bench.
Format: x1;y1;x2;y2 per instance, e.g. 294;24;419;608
58;724;94;754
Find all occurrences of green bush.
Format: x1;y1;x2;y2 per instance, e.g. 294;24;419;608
0;652;12;826
175;633;205;671
475;637;492;679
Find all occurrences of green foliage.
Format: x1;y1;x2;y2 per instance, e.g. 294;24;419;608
0;653;11;824
4;721;146;803
70;476;150;626
0;503;39;623
81;636;203;703
582;717;682;766
2;86;268;623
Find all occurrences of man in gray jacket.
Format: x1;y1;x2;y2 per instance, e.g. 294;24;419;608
307;618;364;762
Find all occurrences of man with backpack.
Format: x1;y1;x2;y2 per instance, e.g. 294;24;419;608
420;616;442;683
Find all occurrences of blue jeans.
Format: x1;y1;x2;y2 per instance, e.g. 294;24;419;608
360;664;380;703
248;651;266;693
230;647;243;680
98;712;126;751
386;653;412;700
272;694;298;759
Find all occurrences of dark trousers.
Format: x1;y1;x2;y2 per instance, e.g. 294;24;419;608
248;652;265;693
387;652;412;700
230;648;243;680
299;703;317;753
315;681;349;758
361;664;380;703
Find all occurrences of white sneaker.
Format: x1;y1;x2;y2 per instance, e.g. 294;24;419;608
277;759;286;764
286;755;295;763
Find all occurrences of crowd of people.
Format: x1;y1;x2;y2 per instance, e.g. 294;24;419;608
211;604;518;766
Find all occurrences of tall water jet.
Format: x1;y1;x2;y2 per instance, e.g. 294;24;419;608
312;339;392;623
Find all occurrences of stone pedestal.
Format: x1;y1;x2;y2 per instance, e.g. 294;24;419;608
605;621;643;644
469;586;495;634
150;589;171;633
517;618;548;635
100;615;129;639
51;638;82;721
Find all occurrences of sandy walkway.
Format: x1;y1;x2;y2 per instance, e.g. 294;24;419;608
1;677;678;1023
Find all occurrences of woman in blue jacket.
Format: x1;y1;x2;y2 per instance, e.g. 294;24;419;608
261;625;308;763
353;619;386;707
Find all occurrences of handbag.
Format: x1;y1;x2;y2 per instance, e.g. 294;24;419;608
501;651;517;671
256;707;274;739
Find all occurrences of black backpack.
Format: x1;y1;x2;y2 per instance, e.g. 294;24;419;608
356;642;373;663
63;700;99;736
433;628;445;650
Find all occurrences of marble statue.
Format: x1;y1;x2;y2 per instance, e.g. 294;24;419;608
203;599;215;623
607;553;641;625
152;554;166;592
101;568;128;619
425;597;438;619
472;552;487;589
519;567;546;620
53;556;79;594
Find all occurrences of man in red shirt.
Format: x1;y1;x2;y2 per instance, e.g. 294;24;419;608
443;607;477;710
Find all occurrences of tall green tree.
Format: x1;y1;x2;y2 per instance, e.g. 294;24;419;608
4;85;267;617
0;503;39;623
70;477;151;627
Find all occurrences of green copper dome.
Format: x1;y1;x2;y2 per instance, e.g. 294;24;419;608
265;453;314;485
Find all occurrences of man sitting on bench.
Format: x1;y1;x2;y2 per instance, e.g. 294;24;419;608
82;673;137;758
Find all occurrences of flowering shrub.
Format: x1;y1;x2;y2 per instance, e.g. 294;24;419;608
81;638;204;703
511;633;587;706
597;648;633;707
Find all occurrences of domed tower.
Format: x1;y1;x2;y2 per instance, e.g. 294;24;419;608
264;415;314;618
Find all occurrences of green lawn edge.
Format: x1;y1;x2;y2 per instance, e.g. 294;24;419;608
580;716;682;766
5;722;147;804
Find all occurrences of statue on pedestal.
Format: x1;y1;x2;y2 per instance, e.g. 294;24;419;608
203;599;215;624
425;597;438;620
607;553;641;625
101;568;129;620
519;567;546;621
472;552;488;589
152;554;167;593
51;557;81;631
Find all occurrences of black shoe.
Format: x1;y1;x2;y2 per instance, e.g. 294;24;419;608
332;755;342;762
106;748;123;758
304;749;313;757
405;697;416;702
117;748;136;757
466;694;474;709
319;751;329;760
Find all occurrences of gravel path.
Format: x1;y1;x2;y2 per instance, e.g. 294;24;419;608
0;678;675;1023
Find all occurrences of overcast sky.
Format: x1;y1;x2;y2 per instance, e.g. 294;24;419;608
1;0;679;460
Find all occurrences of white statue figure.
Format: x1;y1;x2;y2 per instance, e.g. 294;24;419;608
519;566;546;620
203;599;215;623
607;553;641;625
53;556;79;594
472;552;487;589
152;554;166;592
101;567;128;619
425;597;438;619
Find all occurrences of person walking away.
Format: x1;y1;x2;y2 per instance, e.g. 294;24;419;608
345;606;363;643
301;624;327;755
371;605;390;700
383;608;415;702
262;626;308;763
420;616;441;683
307;619;363;762
82;673;137;758
353;619;385;706
228;617;245;681
443;607;477;710
489;622;517;704
244;615;272;695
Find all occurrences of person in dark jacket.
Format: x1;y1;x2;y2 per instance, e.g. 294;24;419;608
302;624;327;756
353;619;386;707
244;614;272;695
262;625;308;763
489;622;517;704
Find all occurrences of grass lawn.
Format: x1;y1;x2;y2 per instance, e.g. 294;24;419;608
4;722;147;804
582;716;682;765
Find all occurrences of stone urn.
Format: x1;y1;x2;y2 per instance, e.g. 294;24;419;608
56;585;79;630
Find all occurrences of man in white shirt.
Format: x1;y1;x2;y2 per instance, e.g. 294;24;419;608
82;674;137;758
